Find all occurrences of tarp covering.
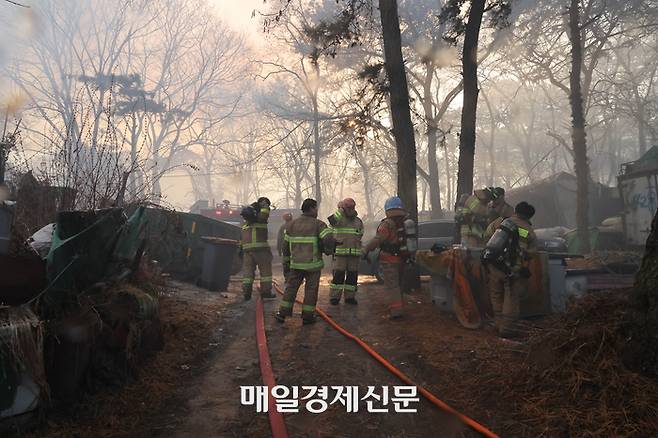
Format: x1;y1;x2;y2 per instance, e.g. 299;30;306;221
621;145;658;175
417;248;551;327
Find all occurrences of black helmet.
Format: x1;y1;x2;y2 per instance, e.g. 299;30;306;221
493;187;505;199
301;198;317;213
240;205;257;222
515;202;535;219
257;197;271;207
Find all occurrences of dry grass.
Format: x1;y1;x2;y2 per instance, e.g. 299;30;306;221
496;290;658;437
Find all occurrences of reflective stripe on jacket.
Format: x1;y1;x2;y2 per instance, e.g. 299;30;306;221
501;214;538;270
329;209;363;257
241;222;269;251
365;216;405;263
283;214;333;271
459;194;489;239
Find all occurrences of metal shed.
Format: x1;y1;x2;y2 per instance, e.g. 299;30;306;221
505;172;623;229
618;146;658;246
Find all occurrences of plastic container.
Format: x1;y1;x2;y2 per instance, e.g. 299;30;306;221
199;237;239;291
430;275;453;312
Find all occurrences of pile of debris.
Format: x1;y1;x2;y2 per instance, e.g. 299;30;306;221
1;207;164;433
566;250;642;273
503;290;658;437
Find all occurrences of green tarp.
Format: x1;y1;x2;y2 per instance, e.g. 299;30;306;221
44;206;241;298
45;207;148;304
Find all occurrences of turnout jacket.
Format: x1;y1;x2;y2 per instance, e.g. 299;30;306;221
283;213;334;271
328;209;363;256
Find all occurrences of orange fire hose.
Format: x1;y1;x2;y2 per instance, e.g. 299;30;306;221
255;295;290;438
272;281;499;438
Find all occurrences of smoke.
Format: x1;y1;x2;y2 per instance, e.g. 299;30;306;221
0;4;39;110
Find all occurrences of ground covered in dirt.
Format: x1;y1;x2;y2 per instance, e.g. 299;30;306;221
26;270;658;438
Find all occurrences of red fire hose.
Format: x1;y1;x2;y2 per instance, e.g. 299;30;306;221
272;281;499;438
255;296;289;438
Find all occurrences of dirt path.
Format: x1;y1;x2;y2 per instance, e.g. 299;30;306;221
30;274;506;438
164;274;483;438
150;295;268;437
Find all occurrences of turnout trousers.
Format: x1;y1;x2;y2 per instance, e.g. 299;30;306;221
330;255;359;301
278;269;322;321
487;266;526;337
380;260;403;318
242;249;273;297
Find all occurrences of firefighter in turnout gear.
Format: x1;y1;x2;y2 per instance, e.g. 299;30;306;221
276;199;335;325
481;202;538;338
455;187;496;248
240;197;274;301
363;196;416;319
488;187;514;223
484;187;515;241
277;212;294;281
328;198;364;305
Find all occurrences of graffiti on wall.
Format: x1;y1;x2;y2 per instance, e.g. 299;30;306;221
629;188;658;212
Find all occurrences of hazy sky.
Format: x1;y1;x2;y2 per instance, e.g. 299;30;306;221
210;0;266;45
159;1;269;209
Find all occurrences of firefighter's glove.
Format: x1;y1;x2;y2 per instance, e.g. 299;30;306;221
519;267;532;278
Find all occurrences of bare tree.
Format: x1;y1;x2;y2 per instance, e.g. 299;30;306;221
439;0;511;201
7;0;246;205
379;0;418;220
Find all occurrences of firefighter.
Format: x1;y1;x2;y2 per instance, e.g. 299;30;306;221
363;196;416;319
240;197;274;301
481;201;538;337
277;212;294;281
489;187;514;221
484;187;515;241
455;187;496;248
328;198;364;305
276;198;334;325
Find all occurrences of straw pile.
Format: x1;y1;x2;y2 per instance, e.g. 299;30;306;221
502;290;658;437
0;306;47;395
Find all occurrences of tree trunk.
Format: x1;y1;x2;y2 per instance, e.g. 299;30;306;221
427;127;443;218
128;115;138;198
444;145;452;208
480;87;496;184
379;0;418;221
294;172;303;210
623;208;658;377
455;0;485;203
638;103;647;156
357;149;375;220
422;63;443;219
312;95;322;205
568;0;591;254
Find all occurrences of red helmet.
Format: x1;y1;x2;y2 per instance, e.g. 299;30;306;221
341;198;356;209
